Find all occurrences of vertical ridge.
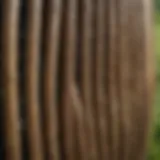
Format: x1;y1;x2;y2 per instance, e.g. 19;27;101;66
80;0;99;159
94;0;109;159
115;1;131;160
60;0;78;159
107;0;120;159
127;1;153;160
41;0;62;159
1;0;22;159
24;0;44;159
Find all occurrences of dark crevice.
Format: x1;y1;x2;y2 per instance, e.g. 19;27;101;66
0;1;5;158
18;0;29;159
57;1;67;159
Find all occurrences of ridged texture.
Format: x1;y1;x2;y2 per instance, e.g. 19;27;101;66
0;0;154;160
24;0;44;159
1;0;21;159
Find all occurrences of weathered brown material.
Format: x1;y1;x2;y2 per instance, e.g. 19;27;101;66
94;0;109;159
41;0;62;159
80;0;99;159
60;0;78;159
24;0;44;159
0;0;154;160
1;0;21;159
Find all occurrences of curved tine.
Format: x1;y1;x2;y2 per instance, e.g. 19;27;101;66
24;0;44;159
41;0;62;159
1;0;22;159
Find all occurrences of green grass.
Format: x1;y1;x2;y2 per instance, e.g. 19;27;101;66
148;20;160;160
155;22;160;120
155;22;160;76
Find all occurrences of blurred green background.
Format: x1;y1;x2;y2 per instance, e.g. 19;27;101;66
148;0;160;159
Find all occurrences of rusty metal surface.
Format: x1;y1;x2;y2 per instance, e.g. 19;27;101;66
0;0;154;160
